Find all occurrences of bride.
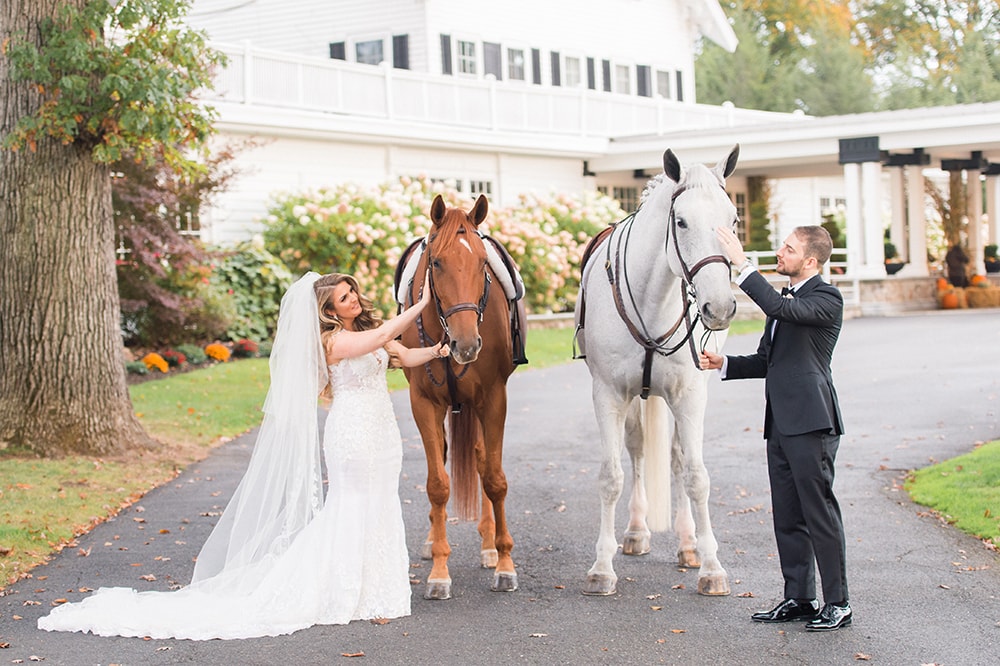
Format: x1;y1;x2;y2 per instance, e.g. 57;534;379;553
38;272;449;640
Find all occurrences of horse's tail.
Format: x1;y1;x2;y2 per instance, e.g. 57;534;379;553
449;408;480;521
643;396;673;533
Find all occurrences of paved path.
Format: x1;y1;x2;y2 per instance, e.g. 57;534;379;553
3;310;999;665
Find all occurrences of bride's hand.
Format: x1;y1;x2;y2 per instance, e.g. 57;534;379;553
417;271;432;307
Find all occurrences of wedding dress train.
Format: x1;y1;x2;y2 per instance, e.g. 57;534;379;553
38;347;411;640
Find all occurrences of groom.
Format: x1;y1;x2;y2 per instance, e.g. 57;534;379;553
699;225;851;632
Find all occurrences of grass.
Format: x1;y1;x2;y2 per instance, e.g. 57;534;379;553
906;441;1000;544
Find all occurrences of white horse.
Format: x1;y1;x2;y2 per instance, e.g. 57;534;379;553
573;145;740;596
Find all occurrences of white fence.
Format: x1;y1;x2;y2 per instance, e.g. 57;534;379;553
204;42;798;138
746;249;859;306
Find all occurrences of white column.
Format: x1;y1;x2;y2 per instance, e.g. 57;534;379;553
899;166;929;277
859;161;886;278
843;162;863;276
987;175;1000;246
888;167;906;261
968;169;985;275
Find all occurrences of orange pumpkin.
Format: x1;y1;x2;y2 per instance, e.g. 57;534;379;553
940;291;959;309
936;277;950;291
970;274;988;286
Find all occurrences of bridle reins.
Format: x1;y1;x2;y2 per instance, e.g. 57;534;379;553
605;181;730;398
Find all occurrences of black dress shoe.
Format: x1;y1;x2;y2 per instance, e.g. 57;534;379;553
806;602;853;631
751;598;820;623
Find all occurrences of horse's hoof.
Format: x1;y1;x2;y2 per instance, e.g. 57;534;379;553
622;531;651;556
481;548;499;569
677;548;700;568
697;574;731;596
420;541;433;560
582;573;617;596
492;571;518;592
425;578;452;600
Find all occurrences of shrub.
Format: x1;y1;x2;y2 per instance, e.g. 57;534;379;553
232;339;259;358
205;342;231;362
175;343;208;365
125;360;149;375
141;352;169;373
161;349;187;367
210;241;293;342
260;175;625;315
257;340;273;357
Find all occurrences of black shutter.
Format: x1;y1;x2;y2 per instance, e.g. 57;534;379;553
586;57;596;90
601;59;611;92
550;51;561;86
441;34;452;75
637;65;651;97
531;48;541;84
484;42;502;80
675;70;683;101
329;42;346;60
392;34;409;70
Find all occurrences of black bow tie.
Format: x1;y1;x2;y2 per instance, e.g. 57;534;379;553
781;286;792;296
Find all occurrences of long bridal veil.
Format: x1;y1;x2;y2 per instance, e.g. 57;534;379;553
191;272;326;585
38;272;330;637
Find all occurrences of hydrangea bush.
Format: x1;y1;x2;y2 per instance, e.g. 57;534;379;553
260;176;626;314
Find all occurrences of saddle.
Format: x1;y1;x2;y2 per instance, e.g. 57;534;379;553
573;223;617;360
393;233;528;365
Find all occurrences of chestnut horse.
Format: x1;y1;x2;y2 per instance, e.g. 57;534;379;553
399;194;517;600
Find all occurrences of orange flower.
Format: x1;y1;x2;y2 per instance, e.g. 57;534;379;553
141;352;169;373
205;343;231;362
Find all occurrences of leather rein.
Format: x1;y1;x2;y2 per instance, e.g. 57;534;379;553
604;182;729;398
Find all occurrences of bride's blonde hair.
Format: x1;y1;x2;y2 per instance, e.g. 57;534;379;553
313;274;399;397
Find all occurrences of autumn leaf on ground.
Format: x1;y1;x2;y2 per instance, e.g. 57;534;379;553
369;617;390;625
670;629;686;634
854;653;872;661
139;574;156;581
341;651;364;657
650;606;663;611
737;591;755;598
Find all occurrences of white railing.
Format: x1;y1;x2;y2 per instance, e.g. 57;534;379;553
204;42;800;138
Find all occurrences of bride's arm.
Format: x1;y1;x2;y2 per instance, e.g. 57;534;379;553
326;282;431;363
384;339;450;368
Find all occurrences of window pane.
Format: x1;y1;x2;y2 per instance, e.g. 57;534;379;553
356;39;384;65
656;70;671;98
458;40;477;75
615;64;630;94
565;57;581;87
508;48;525;80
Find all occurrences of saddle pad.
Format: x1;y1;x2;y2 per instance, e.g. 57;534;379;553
394;235;523;304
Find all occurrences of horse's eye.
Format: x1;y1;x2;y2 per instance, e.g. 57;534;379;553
431;258;442;270
675;217;688;229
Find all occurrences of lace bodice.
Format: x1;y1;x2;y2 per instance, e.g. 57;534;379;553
328;348;389;395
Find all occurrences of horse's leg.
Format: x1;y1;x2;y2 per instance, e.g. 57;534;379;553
672;380;730;596
583;383;627;596
623;399;651;556
478;393;516;592
413;398;453;600
670;428;700;567
476;439;498;569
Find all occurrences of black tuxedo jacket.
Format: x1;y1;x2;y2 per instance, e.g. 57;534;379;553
725;272;845;439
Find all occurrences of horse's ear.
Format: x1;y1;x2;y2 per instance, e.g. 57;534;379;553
470;194;489;227
663;149;682;183
716;144;740;180
430;194;446;227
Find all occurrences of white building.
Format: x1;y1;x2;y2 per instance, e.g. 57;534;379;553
186;0;1000;312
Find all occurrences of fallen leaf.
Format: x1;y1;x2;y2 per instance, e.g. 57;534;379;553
159;529;170;534
22;600;41;606
646;594;661;600
12;615;22;620
854;653;872;661
369;617;390;625
155;646;172;652
939;584;950;590
736;591;755;598
139;575;156;582
341;652;364;658
671;584;685;590
77;547;91;557
553;585;565;590
670;629;686;634
29;655;44;661
0;641;9;648
650;606;663;611
52;599;67;605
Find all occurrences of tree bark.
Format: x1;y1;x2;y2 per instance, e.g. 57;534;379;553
0;0;154;457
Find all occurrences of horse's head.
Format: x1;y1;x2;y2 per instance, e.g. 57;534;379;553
662;145;741;331
426;193;490;364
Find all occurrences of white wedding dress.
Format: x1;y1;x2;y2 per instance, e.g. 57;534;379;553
38;348;411;640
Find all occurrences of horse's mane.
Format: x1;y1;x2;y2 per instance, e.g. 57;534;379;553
641;164;719;205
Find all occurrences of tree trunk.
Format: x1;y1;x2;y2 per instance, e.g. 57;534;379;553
0;0;154;457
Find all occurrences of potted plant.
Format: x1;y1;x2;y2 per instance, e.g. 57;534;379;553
985;244;1000;273
884;240;905;275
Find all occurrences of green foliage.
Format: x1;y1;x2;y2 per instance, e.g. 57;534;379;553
125;360;149;375
175;343;208;365
210;242;293;342
884;240;898;261
985;244;999;261
907;440;1000;544
2;0;224;171
261;176;625;315
745;176;773;251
